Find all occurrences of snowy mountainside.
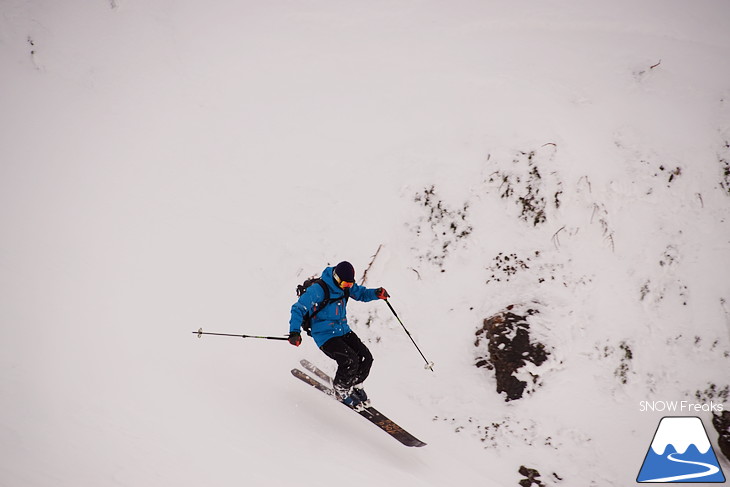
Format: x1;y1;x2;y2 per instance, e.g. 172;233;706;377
1;1;730;486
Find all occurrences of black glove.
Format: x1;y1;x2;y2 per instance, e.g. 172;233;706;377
375;287;390;300
288;331;302;347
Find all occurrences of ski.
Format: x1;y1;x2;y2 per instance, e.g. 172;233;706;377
300;359;332;385
291;366;427;447
292;368;336;397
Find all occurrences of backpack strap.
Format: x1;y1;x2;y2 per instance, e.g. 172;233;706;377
309;279;350;319
309;279;330;319
302;279;349;335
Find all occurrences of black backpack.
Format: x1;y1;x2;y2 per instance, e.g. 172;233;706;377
296;277;349;336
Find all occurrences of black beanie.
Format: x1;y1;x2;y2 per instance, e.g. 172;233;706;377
334;261;355;282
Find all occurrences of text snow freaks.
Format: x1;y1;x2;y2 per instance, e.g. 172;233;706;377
639;401;724;413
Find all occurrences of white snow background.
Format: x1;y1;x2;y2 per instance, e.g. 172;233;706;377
1;1;729;486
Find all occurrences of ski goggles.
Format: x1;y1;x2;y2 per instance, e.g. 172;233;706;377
333;272;355;289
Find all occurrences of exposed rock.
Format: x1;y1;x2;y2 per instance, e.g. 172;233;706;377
712;411;730;462
475;304;549;401
518;466;545;487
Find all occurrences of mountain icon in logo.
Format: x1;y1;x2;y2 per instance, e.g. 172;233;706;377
637;416;726;483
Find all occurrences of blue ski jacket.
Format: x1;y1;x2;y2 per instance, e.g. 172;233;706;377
290;266;379;347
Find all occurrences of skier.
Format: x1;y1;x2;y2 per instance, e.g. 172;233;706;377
288;261;389;408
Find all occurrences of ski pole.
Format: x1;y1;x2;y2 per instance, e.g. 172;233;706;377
384;300;435;371
193;328;289;341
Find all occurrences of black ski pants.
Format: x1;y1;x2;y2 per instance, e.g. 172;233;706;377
320;331;373;390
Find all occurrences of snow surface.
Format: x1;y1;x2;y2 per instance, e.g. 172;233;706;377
1;1;730;486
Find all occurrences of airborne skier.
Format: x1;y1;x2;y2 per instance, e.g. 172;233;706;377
288;261;389;408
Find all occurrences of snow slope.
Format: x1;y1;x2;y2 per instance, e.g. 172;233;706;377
1;1;729;486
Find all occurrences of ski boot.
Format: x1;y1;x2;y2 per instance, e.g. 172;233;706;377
335;384;366;411
351;383;370;408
